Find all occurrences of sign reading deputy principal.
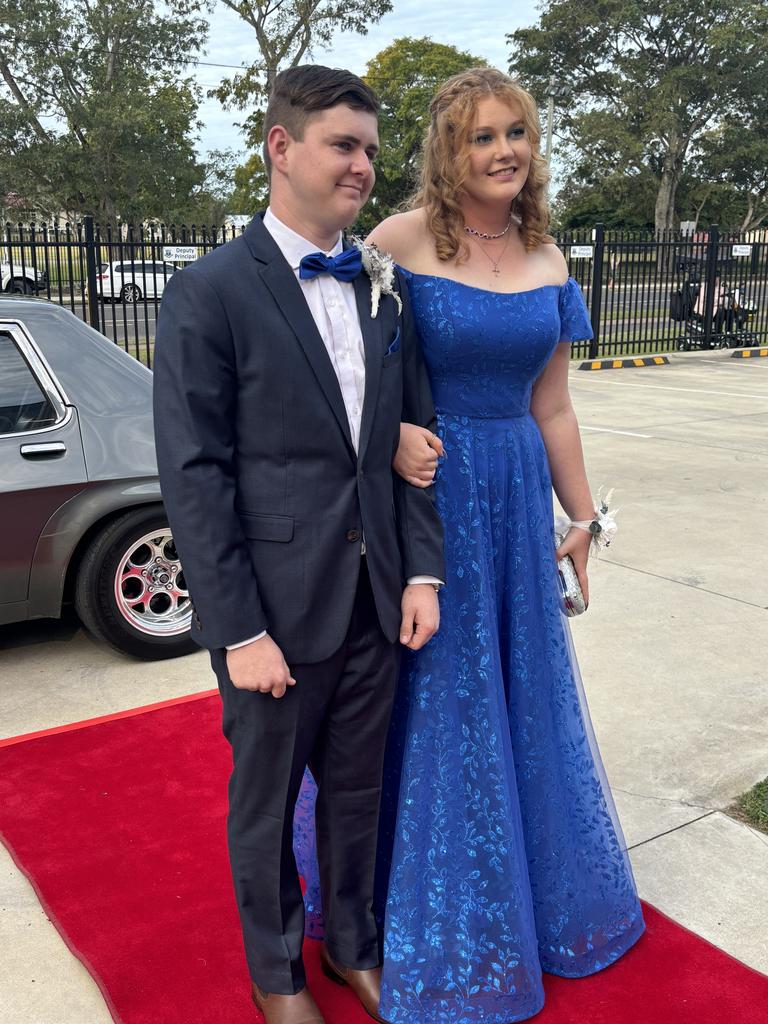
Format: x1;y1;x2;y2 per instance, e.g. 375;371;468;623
162;246;198;263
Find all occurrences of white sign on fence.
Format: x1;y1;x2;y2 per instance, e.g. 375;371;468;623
570;245;594;259
732;244;752;257
162;245;198;262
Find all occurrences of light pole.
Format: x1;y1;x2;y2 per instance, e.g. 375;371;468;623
545;74;557;167
543;76;570;199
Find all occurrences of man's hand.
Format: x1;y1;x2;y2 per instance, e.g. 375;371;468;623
226;634;296;699
399;583;440;651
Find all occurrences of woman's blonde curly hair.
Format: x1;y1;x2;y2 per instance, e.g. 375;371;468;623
413;67;552;262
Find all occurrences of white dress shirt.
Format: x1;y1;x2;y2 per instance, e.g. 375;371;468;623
227;209;440;650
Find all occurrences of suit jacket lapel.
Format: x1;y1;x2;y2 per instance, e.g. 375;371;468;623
351;251;384;465
250;218;355;457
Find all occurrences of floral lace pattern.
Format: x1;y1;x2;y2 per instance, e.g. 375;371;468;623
295;276;644;1023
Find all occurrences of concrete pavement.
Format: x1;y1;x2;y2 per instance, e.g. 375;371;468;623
1;351;766;1022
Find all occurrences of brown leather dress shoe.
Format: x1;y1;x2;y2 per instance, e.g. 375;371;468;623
251;982;325;1024
319;945;390;1024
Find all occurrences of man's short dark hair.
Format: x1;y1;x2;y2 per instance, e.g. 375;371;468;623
262;65;380;175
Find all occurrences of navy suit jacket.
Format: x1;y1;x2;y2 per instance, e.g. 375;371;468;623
153;214;445;663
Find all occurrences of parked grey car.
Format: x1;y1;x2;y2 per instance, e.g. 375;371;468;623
0;296;195;659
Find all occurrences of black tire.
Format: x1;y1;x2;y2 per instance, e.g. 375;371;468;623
121;282;142;303
8;277;34;294
74;507;197;660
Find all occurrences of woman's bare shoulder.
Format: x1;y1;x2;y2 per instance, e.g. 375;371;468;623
537;240;569;284
366;209;429;266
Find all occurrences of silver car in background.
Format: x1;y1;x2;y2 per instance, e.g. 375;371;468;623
0;296;195;659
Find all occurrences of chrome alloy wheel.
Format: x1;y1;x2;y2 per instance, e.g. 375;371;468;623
113;529;191;636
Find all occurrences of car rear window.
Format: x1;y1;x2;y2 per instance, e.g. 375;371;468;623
0;332;59;434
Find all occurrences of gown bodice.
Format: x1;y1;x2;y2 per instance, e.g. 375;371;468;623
402;273;592;419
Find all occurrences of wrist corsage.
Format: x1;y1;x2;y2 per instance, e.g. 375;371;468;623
349;237;403;318
558;488;618;557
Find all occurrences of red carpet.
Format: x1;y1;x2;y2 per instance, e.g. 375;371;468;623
1;693;766;1024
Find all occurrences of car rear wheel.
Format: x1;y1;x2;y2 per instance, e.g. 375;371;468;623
74;507;197;660
121;283;142;303
8;277;34;294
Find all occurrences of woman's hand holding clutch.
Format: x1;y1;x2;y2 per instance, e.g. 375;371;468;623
555;528;591;609
394;422;445;487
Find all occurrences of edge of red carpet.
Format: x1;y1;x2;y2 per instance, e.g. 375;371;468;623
0;688;218;749
0;822;125;1024
638;900;768;981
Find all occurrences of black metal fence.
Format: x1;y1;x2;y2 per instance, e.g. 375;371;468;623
2;217;242;367
560;224;768;359
3;217;767;365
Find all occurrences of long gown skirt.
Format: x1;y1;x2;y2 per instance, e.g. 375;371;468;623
295;408;644;1022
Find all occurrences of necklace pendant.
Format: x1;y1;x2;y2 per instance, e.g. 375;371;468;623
492;266;501;276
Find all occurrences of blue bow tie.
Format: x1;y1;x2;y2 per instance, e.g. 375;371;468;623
299;248;363;283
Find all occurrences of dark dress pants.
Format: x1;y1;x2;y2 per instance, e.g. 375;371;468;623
212;560;400;994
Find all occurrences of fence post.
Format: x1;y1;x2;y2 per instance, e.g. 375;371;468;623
83;215;101;330
589;222;605;358
700;224;720;349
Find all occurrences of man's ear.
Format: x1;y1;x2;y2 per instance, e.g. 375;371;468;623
267;125;292;173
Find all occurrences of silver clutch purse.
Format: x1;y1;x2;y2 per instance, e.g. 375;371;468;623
555;527;587;617
556;545;587;616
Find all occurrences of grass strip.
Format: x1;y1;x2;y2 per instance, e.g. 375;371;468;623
727;777;768;836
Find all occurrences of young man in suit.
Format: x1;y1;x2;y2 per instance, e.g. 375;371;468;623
153;66;444;1024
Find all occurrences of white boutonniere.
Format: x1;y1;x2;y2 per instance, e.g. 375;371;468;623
349;236;403;318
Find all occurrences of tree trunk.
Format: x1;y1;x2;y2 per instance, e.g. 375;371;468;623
655;136;688;236
654;166;679;234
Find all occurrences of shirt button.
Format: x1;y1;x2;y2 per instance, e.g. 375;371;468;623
346;529;361;542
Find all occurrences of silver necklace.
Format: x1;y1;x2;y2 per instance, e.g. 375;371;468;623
464;214;513;240
470;231;511;277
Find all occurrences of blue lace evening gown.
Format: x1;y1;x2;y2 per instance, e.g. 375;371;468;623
295;274;644;1023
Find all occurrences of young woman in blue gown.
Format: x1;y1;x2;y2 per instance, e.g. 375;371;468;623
295;67;644;1023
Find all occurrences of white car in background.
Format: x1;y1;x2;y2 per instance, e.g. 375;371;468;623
93;260;178;303
1;261;48;294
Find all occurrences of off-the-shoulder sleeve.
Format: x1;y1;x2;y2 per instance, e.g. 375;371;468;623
558;278;593;343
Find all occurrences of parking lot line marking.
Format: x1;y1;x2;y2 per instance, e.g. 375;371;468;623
581;426;652;438
571;379;768;401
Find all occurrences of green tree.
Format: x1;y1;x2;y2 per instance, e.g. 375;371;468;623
0;0;208;223
212;0;393;149
164;149;241;227
694;125;768;233
356;37;484;234
509;0;768;233
228;153;269;215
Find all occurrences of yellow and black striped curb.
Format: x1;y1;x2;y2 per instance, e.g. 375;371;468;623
578;356;670;371
731;347;768;359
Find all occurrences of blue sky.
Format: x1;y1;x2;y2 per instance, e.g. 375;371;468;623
192;0;542;158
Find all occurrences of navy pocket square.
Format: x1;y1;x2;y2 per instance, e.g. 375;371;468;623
386;329;401;356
